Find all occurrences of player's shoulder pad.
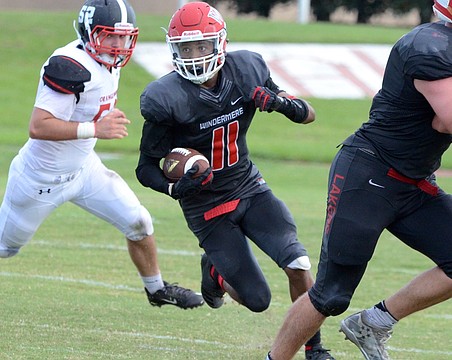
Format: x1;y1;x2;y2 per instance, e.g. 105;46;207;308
227;50;266;69
401;22;452;80
226;50;269;94
43;55;91;96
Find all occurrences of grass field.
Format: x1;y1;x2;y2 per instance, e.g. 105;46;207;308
1;10;451;360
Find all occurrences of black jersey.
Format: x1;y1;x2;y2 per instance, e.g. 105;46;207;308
139;50;280;213
346;22;452;179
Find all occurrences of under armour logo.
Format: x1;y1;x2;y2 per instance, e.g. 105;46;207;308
38;189;51;194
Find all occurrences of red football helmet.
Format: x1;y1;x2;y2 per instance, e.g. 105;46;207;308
433;0;452;22
77;0;139;68
166;2;228;84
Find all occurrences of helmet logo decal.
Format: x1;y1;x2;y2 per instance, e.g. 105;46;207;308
180;30;203;40
434;0;452;22
79;5;95;28
208;8;224;25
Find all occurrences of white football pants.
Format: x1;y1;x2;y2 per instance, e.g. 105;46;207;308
0;152;153;257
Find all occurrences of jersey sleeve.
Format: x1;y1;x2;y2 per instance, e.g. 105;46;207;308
34;85;78;121
139;82;175;159
227;51;275;99
138;119;173;159
136;151;170;194
263;76;282;94
402;24;452;80
138;81;178;194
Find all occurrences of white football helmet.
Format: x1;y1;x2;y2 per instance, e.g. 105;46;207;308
433;0;452;22
166;2;228;84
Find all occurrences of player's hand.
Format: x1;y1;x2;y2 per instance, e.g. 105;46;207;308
169;165;213;200
95;108;131;139
250;86;284;112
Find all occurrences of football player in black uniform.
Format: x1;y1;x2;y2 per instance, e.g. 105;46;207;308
267;1;452;359
136;2;335;360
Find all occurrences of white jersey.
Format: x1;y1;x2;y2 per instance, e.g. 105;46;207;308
20;40;121;174
0;40;153;257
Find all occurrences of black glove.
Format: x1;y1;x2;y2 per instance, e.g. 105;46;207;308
250;86;309;123
251;86;285;112
169;165;212;200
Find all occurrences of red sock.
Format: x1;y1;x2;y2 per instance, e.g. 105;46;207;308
210;265;226;291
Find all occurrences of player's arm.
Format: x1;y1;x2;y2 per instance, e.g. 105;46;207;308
250;80;315;124
276;90;315;124
136;151;211;200
136;152;170;194
30;55;129;140
29;107;81;140
414;77;452;133
29;107;130;141
136;121;211;200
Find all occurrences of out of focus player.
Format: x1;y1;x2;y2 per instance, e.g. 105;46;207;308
0;0;203;310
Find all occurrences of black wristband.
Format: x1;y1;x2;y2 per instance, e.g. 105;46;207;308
276;97;309;124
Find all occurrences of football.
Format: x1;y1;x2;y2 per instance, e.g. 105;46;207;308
162;147;210;181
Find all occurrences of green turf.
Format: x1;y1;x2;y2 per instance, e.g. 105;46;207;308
1;10;451;360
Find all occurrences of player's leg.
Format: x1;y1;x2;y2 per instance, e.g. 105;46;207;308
72;155;153;242
384;191;452;320
200;198;272;312
0;156;61;258
269;294;327;360
269;147;393;360
199;252;227;308
385;267;451;318
241;190;335;359
72;155;203;309
129;233;204;309
240;191;312;298
340;191;452;360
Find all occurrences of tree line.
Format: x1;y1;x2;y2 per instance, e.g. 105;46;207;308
208;0;434;25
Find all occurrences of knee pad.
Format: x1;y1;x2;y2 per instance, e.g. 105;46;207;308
238;279;272;313
243;291;271;313
287;255;311;271
126;205;154;241
310;289;351;317
321;295;351;316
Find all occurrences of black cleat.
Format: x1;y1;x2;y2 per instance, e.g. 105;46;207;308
200;253;225;308
305;344;336;360
145;281;204;309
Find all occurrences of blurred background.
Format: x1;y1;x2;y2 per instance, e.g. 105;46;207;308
0;0;433;27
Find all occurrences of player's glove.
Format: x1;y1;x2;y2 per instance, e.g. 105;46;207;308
250;86;309;123
251;86;285;112
168;165;213;200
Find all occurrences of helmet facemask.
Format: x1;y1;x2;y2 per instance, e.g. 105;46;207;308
166;2;228;84
86;23;138;68
167;29;227;84
76;0;139;69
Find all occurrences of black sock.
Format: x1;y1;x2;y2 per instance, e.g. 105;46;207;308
305;330;321;349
